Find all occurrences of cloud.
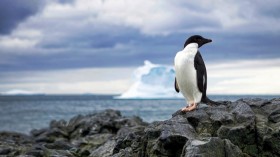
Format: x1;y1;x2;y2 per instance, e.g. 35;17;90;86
0;0;76;35
0;0;45;35
0;0;279;73
82;0;280;34
0;67;134;94
207;58;280;94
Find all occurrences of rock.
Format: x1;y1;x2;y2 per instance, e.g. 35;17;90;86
48;149;76;157
72;133;114;156
113;126;146;155
217;124;257;155
229;101;255;123
89;140;116;157
50;119;68;129
30;128;49;137
33;128;68;143
144;118;196;157
44;140;74;150
68;109;128;139
224;139;244;157
239;98;270;107
111;147;133;157
182;137;243;157
0;132;34;156
268;108;280;123
25;149;44;157
207;106;234;125
0;132;34;144
1;98;280;157
0;147;11;155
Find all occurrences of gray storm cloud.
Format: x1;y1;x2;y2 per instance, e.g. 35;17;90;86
0;0;279;72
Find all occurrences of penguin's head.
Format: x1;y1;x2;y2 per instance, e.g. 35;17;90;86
184;35;212;48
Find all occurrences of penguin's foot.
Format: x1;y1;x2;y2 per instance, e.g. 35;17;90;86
181;106;190;112
181;103;194;112
187;103;197;111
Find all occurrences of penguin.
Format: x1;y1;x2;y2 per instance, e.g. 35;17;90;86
174;35;219;112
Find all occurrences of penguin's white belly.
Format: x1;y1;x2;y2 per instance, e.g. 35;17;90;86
174;48;202;104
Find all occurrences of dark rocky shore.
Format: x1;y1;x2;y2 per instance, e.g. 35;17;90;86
0;98;279;157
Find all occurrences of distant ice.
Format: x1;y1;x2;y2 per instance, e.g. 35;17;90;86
1;89;39;95
117;60;182;99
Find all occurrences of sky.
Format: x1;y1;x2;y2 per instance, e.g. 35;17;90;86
0;0;280;95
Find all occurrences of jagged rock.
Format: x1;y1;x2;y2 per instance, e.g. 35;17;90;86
89;140;116;157
50;119;68;129
67;109;142;140
111;147;133;157
44;140;74;150
113;126;146;156
217;124;257;155
144;118;196;157
30;128;49;137
0;147;11;155
0;99;279;157
25;149;44;157
48;149;76;157
182;137;243;157
268;108;280;123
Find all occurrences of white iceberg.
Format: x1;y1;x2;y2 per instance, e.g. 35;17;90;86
117;60;183;99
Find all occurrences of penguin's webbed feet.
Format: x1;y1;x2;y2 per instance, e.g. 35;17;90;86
181;106;190;112
187;103;197;111
181;103;197;112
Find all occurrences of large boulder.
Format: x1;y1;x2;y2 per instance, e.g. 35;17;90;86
144;118;196;157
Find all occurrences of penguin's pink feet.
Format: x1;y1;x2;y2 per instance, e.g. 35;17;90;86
187;103;197;111
181;106;190;112
181;103;194;112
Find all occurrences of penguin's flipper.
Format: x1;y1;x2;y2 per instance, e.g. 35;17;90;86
175;77;180;93
194;52;205;93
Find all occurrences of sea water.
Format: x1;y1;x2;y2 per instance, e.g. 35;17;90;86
0;95;278;134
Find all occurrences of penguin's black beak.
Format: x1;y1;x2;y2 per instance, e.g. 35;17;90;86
198;38;212;47
203;38;212;44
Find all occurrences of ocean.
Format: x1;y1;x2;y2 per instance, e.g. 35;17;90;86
0;95;278;134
